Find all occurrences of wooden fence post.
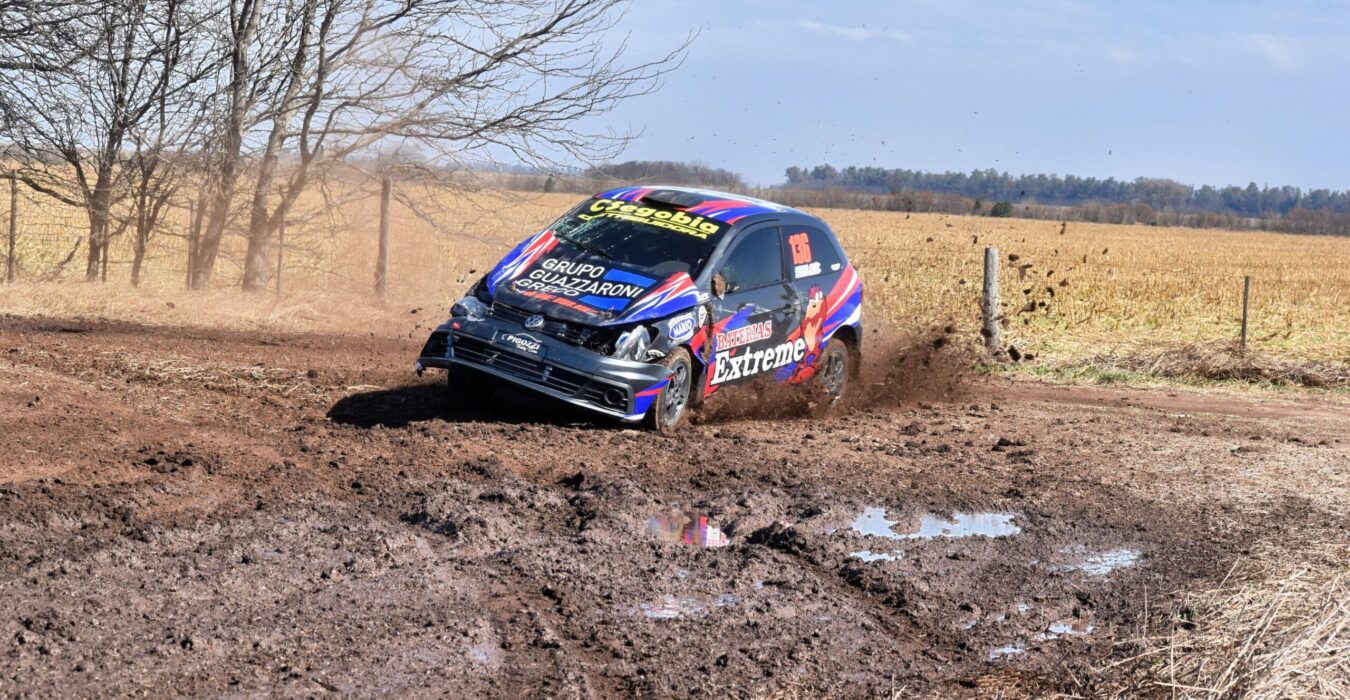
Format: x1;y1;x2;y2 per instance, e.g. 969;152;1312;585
982;246;1001;355
1240;275;1251;352
376;176;391;296
186;200;196;289
6;172;16;284
276;218;284;297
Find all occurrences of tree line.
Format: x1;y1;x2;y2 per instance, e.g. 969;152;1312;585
0;0;686;288
782;165;1350;234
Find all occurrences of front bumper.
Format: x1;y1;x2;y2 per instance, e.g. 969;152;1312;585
416;317;671;422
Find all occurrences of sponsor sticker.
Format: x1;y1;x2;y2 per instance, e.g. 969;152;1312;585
667;314;696;342
715;319;773;351
793;262;822;278
577;198;726;239
511;257;652;307
710;338;808;385
499;333;543;355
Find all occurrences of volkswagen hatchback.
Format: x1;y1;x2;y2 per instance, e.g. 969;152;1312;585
416;186;863;431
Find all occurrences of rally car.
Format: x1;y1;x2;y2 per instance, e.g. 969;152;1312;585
415;186;863;431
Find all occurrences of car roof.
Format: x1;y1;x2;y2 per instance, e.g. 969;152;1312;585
592;184;823;228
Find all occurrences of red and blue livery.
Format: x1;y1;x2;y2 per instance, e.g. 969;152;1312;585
416;186;863;431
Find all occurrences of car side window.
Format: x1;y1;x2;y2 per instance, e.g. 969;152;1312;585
784;226;843;280
718;227;783;292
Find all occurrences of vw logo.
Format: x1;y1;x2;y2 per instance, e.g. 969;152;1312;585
523;314;545;330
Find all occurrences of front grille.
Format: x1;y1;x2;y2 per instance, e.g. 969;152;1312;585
420;332;449;357
491;303;595;346
451;333;588;395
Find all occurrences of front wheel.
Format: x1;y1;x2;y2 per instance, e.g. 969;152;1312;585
645;347;693;433
814;338;850;409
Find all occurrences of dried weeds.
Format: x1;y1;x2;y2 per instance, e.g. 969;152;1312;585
1079;341;1350;388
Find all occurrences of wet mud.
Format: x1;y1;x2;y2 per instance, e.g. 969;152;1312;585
1;314;1347;697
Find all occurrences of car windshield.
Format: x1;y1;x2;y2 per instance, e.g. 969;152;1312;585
549;196;732;278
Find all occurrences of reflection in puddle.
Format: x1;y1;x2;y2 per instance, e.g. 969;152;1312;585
1061;547;1140;576
988;644;1025;661
647;512;731;548
851;507;904;538
849;550;902;562
635;593;737;619
1036;620;1096;641
850;507;1020;540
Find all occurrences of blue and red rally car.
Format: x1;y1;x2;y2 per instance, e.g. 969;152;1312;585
416;186;863;430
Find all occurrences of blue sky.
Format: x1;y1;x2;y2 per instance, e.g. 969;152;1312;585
598;1;1350;190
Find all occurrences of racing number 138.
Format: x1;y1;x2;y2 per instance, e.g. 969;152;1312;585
788;232;812;265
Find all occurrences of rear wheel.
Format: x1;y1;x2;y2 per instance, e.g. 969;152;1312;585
645;347;692;433
815;338;850;408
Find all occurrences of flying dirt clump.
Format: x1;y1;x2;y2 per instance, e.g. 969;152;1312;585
845;324;975;409
693;324;973;424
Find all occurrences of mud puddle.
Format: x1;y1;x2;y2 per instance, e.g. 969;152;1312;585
1058;546;1142;576
849;507;1021;540
845;506;1020;561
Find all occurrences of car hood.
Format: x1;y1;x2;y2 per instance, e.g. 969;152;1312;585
484;230;702;326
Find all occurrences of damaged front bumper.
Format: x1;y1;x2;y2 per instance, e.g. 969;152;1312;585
416;317;671;422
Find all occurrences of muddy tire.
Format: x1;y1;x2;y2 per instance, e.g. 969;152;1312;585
814;338;850;409
645;347;693;433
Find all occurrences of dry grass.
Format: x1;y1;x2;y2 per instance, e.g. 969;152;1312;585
1105;541;1349;699
3;187;1349;380
1073;341;1350;389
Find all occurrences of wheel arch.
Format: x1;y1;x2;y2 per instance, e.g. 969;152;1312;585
830;324;862;378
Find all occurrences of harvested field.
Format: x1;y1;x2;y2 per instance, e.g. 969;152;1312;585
6;190;1350;374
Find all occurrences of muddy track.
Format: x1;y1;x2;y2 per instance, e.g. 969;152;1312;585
2;314;1347;698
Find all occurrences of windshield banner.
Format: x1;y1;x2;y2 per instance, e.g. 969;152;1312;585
578;198;726;239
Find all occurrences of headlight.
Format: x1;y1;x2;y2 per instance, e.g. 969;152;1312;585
451;295;488;321
612;325;650;361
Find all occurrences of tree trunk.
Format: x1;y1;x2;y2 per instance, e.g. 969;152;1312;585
191;186;231;290
241;220;273;291
189;0;262;290
131;204;148;287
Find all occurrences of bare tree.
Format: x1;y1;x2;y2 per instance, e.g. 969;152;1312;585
188;0;688;291
0;1;104;72
0;0;214;281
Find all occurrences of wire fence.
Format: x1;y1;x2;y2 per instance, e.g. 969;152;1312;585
2;173;1349;358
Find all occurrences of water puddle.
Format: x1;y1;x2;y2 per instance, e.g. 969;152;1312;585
1035;620;1096;641
850;507;1020;540
634;593;737;619
646;512;731;548
988;644;1025;661
849;550;902;562
1059;547;1140;576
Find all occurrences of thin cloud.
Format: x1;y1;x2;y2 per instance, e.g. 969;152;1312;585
797;19;912;43
1239;33;1300;70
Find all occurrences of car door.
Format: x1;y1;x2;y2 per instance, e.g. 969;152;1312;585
705;226;801;390
781;225;846;378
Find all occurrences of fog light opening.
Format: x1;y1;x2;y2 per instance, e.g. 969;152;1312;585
603;387;627;408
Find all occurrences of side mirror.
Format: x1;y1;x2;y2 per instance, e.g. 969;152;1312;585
711;272;729;297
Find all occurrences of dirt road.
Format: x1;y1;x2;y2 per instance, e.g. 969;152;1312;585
2;314;1347;697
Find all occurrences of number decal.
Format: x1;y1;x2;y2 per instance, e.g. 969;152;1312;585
788;232;812;265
